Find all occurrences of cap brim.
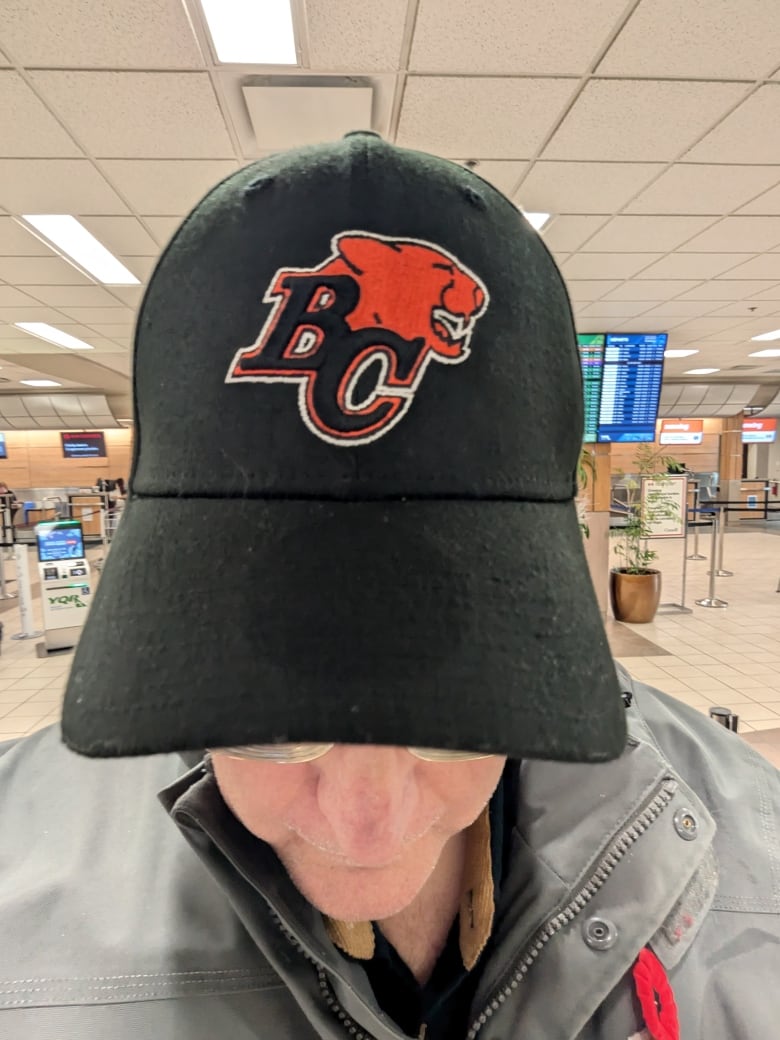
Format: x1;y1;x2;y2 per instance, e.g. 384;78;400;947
62;497;625;762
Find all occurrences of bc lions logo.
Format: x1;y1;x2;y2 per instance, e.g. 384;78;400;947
225;231;489;445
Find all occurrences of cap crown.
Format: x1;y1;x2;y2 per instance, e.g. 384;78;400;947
132;133;582;502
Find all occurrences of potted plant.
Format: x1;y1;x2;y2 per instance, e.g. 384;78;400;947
609;444;682;623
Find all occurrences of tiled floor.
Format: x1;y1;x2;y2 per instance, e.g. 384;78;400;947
0;530;778;752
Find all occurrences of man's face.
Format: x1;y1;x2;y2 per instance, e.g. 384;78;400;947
211;746;506;921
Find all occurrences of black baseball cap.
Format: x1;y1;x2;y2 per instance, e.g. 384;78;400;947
61;132;625;762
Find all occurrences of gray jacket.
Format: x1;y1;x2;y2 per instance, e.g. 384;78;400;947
1;668;778;1038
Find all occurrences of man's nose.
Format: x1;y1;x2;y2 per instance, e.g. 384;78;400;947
315;747;421;863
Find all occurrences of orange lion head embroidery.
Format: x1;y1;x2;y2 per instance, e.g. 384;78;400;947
226;231;490;445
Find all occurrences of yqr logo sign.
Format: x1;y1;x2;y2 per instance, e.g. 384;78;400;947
225;231;489;446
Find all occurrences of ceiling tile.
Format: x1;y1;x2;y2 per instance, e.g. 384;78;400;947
142;216;187;249
0;286;42;307
625;163;780;215
78;217;159;257
665;317;751;340
720;254;780;280
746;284;780;300
0;216;59;256
578;301;656;319
0;306;67;324
29;71;234;159
515;161;662;214
84;325;134;342
587;316;671;333
641;301;720;318
602;280;702;301
635;253;751;279
306;0;407;70
455;161;527;196
709;300;780;318
0;159;130;214
0;257;91;284
119;256;157;282
243;85;373;151
581;215;714;252
679;216;780;252
397;77;575;159
564;280;623;302
598;0;780;78
544;80;748;162
23;285;122;308
0;71;82;158
106;285;144;308
99;160;240;214
56;307;135;325
541;216;609;252
410;0;628;74
0;0;203;68
561;253;662;279
685;86;780;164
737;180;780;215
676;280;779;300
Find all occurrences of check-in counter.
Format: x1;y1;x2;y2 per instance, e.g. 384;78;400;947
734;479;770;521
67;494;104;537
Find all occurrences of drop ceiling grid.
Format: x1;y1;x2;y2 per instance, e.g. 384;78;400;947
0;0;778;398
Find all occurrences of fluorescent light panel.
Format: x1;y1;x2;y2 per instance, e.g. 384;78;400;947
14;322;94;351
21;379;61;387
19;215;139;286
685;368;720;374
200;0;297;64
749;348;780;357
523;211;552;231
750;328;780;341
664;349;699;358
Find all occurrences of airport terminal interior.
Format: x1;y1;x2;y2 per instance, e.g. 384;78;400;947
0;1;778;768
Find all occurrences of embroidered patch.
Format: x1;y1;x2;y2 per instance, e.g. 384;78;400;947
226;231;489;446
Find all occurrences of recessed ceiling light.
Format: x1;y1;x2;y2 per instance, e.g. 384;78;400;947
200;0;297;64
664;349;699;358
685;368;720;375
20;379;62;388
750;328;780;341
749;348;780;357
522;211;552;232
14;322;94;351
18;215;140;286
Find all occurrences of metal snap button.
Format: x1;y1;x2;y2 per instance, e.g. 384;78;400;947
673;807;699;841
582;916;618;951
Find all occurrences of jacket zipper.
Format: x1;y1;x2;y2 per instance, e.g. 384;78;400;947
270;777;677;1040
465;777;678;1040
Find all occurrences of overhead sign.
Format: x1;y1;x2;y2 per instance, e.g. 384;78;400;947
742;418;777;443
659;419;703;445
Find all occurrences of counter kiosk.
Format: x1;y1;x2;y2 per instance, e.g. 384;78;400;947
36;520;93;652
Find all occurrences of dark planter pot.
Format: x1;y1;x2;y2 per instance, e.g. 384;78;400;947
609;568;662;624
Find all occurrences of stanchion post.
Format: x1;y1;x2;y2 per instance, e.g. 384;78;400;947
696;509;728;609
710;502;733;578
687;486;706;560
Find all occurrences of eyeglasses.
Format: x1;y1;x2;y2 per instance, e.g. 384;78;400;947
213;743;492;764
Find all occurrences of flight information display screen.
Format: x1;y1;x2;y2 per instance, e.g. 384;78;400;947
577;334;605;443
597;333;667;443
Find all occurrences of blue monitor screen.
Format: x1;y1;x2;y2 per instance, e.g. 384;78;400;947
36;521;85;563
596;333;667;443
0;433;6;459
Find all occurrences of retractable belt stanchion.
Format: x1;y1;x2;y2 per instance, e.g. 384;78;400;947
0;503;16;601
710;504;733;577
696;507;728;609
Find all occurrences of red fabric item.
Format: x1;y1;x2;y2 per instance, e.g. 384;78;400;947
632;947;680;1040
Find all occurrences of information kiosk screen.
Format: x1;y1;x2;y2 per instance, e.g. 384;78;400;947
36;521;85;563
577;334;605;443
597;333;667;443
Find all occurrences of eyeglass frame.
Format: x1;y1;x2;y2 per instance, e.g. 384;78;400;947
210;743;493;764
